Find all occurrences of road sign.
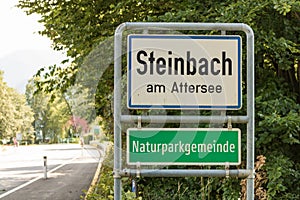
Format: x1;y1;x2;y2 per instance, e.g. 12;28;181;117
127;34;242;110
16;133;22;141
127;128;241;165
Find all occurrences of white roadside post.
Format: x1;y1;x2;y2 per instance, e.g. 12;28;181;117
43;156;47;179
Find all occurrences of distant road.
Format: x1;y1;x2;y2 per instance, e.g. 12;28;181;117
0;144;101;199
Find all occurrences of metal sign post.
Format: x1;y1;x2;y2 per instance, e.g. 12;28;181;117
114;22;254;200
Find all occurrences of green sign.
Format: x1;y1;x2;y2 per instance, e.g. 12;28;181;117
127;128;241;165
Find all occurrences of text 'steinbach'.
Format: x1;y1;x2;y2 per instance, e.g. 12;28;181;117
127;35;242;110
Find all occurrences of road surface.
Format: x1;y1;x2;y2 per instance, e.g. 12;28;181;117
0;144;102;200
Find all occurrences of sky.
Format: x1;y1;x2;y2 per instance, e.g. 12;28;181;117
0;0;66;93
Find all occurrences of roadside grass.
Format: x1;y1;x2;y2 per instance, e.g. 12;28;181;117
85;144;140;200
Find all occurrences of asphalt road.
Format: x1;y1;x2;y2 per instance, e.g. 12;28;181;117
0;144;102;200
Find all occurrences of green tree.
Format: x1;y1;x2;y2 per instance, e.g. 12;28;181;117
26;78;71;143
0;71;34;142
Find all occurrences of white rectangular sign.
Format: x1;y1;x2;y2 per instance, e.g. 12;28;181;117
127;35;242;109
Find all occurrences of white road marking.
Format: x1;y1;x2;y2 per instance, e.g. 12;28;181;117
0;151;81;199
